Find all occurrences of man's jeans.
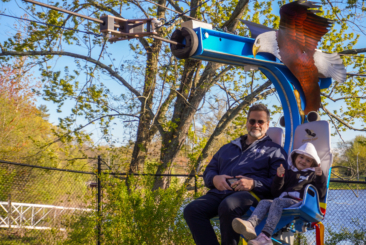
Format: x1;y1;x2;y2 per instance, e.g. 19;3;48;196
184;191;259;245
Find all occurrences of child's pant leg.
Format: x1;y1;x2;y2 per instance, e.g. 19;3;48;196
247;199;273;227
262;198;299;236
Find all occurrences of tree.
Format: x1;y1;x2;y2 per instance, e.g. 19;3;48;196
0;57;95;208
336;135;366;178
0;56;92;169
0;0;365;190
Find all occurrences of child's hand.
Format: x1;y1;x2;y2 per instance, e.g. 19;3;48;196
277;164;285;177
315;166;322;176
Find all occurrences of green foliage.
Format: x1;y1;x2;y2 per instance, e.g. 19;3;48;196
185;124;209;167
325;219;366;245
336;135;366;177
66;172;194;245
0;166;16;201
293;233;308;245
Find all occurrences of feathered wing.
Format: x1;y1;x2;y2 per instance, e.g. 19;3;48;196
277;1;334;113
314;51;347;83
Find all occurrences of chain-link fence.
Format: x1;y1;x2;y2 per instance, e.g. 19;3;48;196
0;160;97;244
193;178;366;245
1;158;365;244
303;181;366;245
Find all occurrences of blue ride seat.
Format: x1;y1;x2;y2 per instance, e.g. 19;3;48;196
241;120;333;244
210;122;331;244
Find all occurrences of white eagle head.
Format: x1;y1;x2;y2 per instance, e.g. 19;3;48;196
252;31;281;61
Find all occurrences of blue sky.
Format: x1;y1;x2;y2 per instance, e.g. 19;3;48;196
0;0;365;149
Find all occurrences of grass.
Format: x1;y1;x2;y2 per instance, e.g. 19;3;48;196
0;228;67;245
329;181;366;190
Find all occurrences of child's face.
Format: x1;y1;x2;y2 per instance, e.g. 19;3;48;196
294;154;316;171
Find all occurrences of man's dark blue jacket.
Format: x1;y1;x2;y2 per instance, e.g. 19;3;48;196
203;135;288;199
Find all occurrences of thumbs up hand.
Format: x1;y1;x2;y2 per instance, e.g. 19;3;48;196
315;166;323;176
277;164;285;177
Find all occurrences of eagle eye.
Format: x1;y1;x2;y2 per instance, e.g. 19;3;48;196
256;39;260;45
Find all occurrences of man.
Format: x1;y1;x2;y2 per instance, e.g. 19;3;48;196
184;104;288;245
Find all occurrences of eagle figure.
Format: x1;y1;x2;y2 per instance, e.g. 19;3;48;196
252;1;346;114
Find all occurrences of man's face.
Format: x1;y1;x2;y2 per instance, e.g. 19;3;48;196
246;111;269;139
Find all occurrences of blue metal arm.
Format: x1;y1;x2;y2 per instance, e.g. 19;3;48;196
190;27;332;154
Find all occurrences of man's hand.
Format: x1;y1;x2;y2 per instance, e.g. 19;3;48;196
315;166;322;176
277;164;285;177
233;175;254;191
213;175;233;191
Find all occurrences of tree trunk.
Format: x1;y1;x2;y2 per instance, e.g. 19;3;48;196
129;44;162;173
129;0;166;173
150;0;251;187
152;62;222;190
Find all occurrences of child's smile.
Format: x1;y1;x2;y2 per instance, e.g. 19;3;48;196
294;154;315;171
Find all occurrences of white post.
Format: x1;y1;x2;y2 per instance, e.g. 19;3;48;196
31;206;34;227
8;194;11;229
356;151;359;195
357;152;359;181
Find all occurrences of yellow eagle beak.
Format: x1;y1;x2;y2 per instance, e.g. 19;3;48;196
252;44;260;58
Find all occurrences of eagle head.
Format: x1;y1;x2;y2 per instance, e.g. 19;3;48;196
252;31;281;61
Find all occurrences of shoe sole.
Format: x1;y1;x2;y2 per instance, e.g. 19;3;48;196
248;240;273;245
232;218;257;241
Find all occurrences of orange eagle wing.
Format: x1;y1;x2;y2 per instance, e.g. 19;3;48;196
277;1;333;114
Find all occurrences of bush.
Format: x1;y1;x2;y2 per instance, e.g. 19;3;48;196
65;173;195;245
325;220;366;245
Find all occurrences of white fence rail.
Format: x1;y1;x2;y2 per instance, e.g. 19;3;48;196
0;201;93;231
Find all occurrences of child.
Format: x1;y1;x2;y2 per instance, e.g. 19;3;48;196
232;142;327;245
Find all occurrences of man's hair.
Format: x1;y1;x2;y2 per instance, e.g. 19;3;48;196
291;153;318;168
247;104;270;121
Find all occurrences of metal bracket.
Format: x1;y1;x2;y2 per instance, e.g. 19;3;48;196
100;15;157;42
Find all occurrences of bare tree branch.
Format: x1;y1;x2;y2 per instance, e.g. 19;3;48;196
166;0;186;15
150;58;173;129
323;106;346;144
130;0;150;18
172;89;195;108
339;48;366;55
0;50;166;135
184;80;274;185
347;73;366;77
222;0;249;31
211;65;233;85
86;0;123;18
321;92;366;102
325;0;366;36
320;104;366;132
1;50;140;97
166;18;184;33
26;113;139;158
326;0;343;22
215;82;239;103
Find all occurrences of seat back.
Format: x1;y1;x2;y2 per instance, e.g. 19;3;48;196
293;121;333;181
247;122;333;239
266;127;284;146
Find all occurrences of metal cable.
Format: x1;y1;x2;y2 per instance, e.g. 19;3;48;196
0;13;104;37
0;159;95;175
